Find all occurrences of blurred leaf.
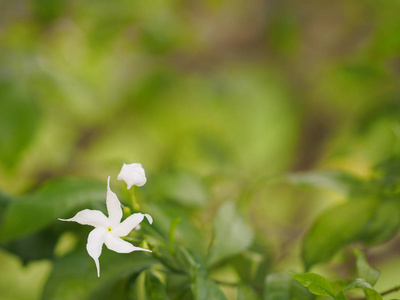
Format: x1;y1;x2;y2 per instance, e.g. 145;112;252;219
191;268;227;300
265;272;314;300
345;279;382;300
1;226;59;263
207;201;254;267
302;198;378;270
145;270;170;300
335;291;349;300
0;81;39;170
0;178;105;241
355;250;380;286
237;284;258;300
359;197;400;244
231;251;270;286
286;171;363;196
42;248;156;300
0;193;11;225
288;272;335;297
150;172;208;207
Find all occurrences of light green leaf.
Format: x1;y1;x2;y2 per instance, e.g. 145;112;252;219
288;271;335;297
207;201;254;266
335;291;349;300
355;250;380;286
265;272;314;300
345;278;383;300
302;198;377;270
237;284;258;300
286;170;363;196
0;178;105;241
0;81;39;170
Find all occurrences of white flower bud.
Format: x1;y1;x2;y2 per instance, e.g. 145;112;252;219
117;163;147;189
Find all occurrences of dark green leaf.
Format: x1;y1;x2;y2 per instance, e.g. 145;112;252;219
288;271;335;297
0;178;105;241
302;198;377;270
191;268;227;300
359;197;400;244
207;201;254;266
355;250;380;286
42;248;156;300
1;226;59;263
145;271;170;300
265;272;314;300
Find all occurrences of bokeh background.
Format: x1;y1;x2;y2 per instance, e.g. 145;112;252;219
1;0;400;299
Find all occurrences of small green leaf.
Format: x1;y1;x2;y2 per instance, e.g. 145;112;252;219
0;178;105;241
355;250;380;286
302;198;377;270
207;201;254;266
265;272;314;300
345;279;383;300
145;271;170;300
335;291;349;300
288;271;335;297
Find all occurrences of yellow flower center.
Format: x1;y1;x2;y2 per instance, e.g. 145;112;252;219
107;227;112;232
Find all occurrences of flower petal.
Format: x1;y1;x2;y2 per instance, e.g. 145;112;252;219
86;227;106;277
105;233;151;253
59;209;109;228
112;213;145;237
107;176;122;227
117;163;147;189
144;213;153;224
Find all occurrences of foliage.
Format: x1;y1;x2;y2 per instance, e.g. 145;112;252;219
0;0;400;299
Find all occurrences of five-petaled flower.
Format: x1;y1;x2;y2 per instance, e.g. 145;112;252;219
59;176;152;277
118;163;147;189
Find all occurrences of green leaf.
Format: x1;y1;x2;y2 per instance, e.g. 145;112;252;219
237;284;258;300
335;291;349;300
265;272;314;300
355;250;380;286
359;197;400;244
191;268;228;300
207;201;254;266
42;248;156;300
0;178;105;241
1;226;59;263
0;81;39;170
288;272;335;297
302;198;377;270
345;279;383;300
145;271;170;300
287;170;363;196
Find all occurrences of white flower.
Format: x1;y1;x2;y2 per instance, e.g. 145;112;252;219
59;177;153;277
117;163;147;189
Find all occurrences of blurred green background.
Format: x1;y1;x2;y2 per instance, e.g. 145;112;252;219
0;0;400;299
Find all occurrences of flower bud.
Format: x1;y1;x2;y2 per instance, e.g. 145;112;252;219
117;163;147;189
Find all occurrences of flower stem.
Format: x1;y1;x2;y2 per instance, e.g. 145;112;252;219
129;186;141;212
